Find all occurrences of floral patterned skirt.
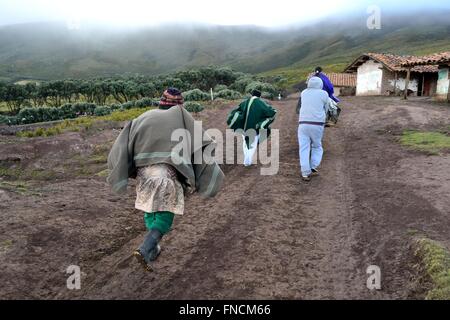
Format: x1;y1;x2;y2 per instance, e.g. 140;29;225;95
135;163;184;216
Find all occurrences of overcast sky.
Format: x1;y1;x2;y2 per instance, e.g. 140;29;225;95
0;0;449;28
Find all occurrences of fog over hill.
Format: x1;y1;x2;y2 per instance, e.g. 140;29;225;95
0;10;449;82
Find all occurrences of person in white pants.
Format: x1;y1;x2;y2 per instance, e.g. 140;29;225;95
243;134;259;166
227;89;277;167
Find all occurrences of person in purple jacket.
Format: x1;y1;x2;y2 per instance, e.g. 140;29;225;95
313;67;340;103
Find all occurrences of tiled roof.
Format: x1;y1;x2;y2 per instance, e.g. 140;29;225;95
344;53;439;73
326;73;356;87
400;52;450;67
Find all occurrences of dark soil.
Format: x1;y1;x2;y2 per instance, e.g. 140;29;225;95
1;96;449;299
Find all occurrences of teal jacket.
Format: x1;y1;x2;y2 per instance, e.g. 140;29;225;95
227;97;277;146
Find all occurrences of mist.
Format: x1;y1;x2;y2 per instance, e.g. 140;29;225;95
1;0;450;29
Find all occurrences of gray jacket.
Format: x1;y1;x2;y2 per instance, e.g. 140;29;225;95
299;77;330;123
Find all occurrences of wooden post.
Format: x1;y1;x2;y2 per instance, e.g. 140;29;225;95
421;74;425;96
403;68;411;100
393;72;398;95
447;66;450;102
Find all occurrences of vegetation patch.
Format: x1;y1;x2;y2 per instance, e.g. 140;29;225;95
214;89;242;100
88;144;112;165
400;130;450;154
0;239;14;255
0;180;29;194
16;108;153;138
0;180;42;196
184;102;204;114
414;238;450;300
96;169;110;178
100;108;151;122
260;62;349;89
183;89;210;102
0;166;57;181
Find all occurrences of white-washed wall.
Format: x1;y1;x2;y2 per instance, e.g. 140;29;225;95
356;60;383;95
382;69;419;95
436;68;449;100
387;78;419;92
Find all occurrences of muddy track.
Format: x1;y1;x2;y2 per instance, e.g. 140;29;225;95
1;96;450;299
65;96;449;299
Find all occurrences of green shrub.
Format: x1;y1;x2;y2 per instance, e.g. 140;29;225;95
100;108;151;122
261;91;275;100
17;107;38;124
184;102;204;113
214;84;228;92
17;107;60;124
183;89;210;102
71;102;97;116
215;89;242;100
230;77;255;93
0;114;10;125
121;101;135;110
47;107;63;121
110;103;122;111
134;97;158;108
5;116;20;125
245;81;277;97
60;104;77;119
94;106;112;116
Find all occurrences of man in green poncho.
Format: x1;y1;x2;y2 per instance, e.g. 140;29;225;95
227;90;277;166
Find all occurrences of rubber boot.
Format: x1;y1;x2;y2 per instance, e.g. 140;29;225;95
133;229;162;271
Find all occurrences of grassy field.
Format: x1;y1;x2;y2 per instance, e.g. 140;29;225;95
400;130;450;154
415;238;450;300
13;98;231;138
16;108;153;138
261;62;350;89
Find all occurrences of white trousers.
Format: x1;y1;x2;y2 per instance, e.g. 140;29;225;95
242;135;259;166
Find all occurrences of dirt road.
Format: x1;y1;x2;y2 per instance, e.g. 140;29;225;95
1;95;449;299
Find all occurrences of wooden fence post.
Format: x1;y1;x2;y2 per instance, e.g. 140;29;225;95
403;68;411;100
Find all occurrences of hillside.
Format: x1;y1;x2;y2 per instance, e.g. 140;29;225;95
0;10;450;86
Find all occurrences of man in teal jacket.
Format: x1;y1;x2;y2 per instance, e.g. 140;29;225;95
227;90;277;166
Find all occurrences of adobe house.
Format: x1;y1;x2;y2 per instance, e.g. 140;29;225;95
326;73;356;96
344;53;438;97
401;52;450;102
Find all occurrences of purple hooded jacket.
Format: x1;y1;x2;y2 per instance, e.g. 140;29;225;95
314;72;340;103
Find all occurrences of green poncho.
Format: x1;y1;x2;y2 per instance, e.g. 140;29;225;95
227;97;277;146
107;105;224;197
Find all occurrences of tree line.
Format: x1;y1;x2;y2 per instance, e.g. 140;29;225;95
0;66;280;125
0;67;261;113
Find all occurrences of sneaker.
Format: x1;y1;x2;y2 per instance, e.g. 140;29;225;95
302;175;311;182
311;168;319;176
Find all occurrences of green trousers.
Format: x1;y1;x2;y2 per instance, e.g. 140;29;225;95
144;211;175;235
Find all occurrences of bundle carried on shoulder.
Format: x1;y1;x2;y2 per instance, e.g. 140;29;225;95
327;99;341;124
107;105;224;198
